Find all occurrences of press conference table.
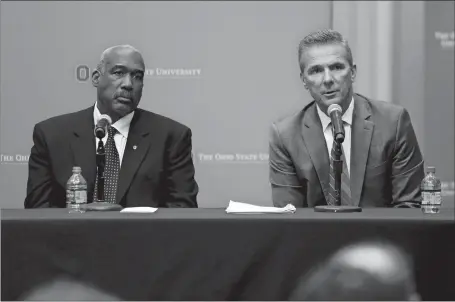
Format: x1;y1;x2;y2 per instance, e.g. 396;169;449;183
2;205;455;301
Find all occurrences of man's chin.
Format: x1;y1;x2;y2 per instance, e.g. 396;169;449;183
112;104;135;118
314;98;342;115
318;96;340;106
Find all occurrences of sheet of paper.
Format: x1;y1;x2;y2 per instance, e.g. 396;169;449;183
120;207;158;213
226;200;296;214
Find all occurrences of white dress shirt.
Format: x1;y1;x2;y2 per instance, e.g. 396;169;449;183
316;97;354;175
93;103;134;167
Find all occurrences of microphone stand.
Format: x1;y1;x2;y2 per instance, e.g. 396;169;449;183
96;140;106;202
332;140;343;206
85;129;123;212
314;137;362;213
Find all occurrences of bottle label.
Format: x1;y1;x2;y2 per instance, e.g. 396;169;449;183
66;189;75;204
74;190;87;204
422;191;442;206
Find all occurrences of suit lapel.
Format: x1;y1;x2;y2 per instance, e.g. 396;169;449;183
116;110;153;203
69;107;96;191
350;94;374;206
301;103;331;203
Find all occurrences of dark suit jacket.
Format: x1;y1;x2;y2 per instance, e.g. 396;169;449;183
269;93;424;208
25;106;199;208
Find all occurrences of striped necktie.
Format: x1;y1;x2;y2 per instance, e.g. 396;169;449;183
93;126;120;203
328;122;352;206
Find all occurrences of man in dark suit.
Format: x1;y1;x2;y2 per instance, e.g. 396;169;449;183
269;29;424;208
25;45;198;208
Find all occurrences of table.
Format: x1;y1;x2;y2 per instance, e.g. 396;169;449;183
2;207;455;301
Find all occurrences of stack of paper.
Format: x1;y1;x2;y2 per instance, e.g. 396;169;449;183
226;200;296;214
120;207;158;213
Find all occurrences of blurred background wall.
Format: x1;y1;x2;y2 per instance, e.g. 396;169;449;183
1;1;453;208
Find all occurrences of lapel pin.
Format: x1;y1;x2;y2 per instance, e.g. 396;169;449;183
133;145;137;150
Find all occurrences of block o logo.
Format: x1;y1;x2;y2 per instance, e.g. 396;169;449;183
76;65;91;82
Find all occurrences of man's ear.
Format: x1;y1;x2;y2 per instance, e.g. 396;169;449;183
92;70;101;87
300;72;308;90
350;63;357;83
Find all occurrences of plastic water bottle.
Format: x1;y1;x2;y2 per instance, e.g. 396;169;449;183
421;166;442;214
66;166;88;213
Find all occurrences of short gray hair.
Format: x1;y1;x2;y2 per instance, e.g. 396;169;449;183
298;29;353;72
289;240;416;301
96;44;141;74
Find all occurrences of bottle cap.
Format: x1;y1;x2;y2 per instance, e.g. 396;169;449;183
427;166;435;173
72;166;82;173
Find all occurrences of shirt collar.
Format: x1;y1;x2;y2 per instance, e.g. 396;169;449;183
316;96;354;132
93;102;135;138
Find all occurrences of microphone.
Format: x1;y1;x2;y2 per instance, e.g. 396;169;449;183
94;115;112;139
327;104;345;144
